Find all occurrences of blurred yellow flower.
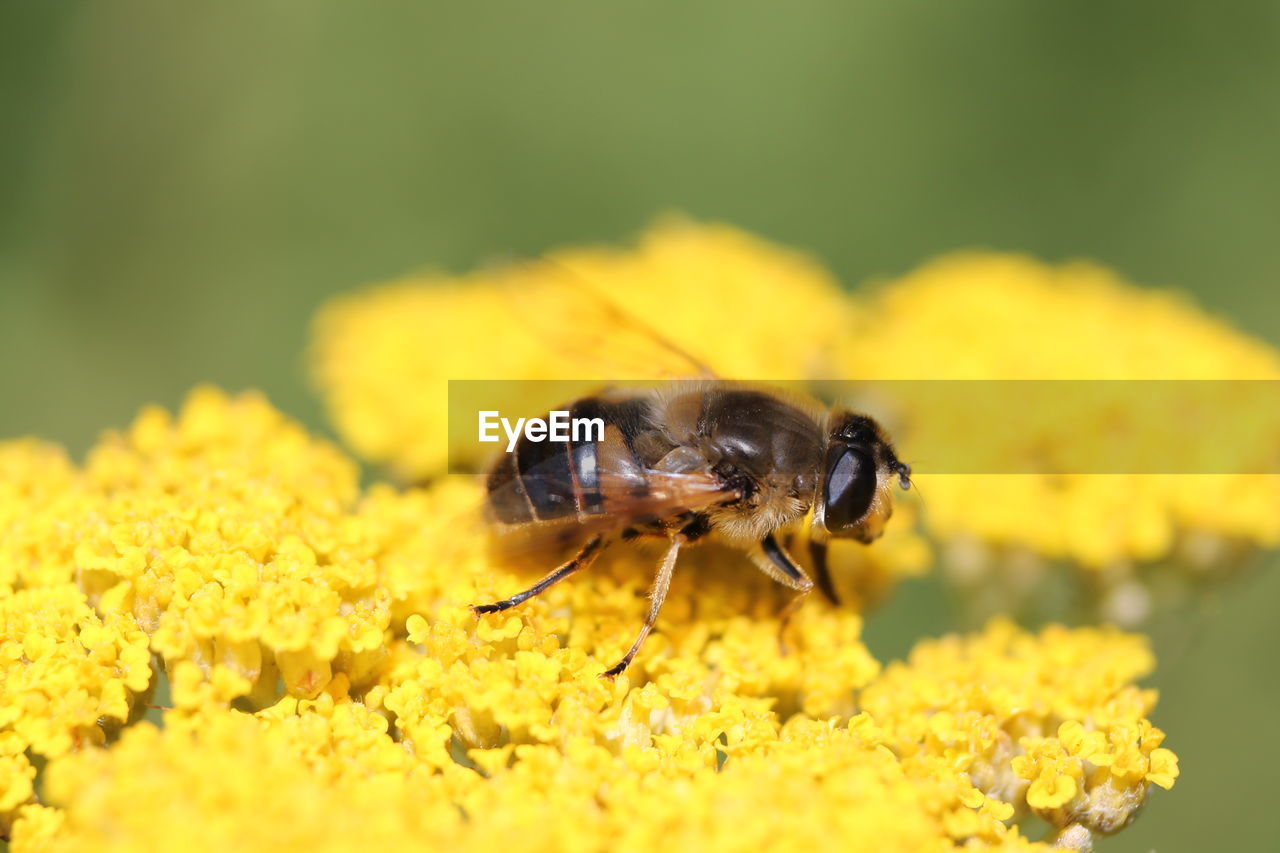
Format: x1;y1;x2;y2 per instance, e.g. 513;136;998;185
840;252;1280;623
1;389;1176;851
309;221;927;605
310;219;858;481
310;223;1280;628
848;253;1280;379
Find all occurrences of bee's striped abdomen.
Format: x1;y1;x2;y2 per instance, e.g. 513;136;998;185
485;394;658;527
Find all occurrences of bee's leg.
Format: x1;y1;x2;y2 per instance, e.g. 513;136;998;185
601;535;684;678
807;535;841;606
747;533;815;654
472;535;606;615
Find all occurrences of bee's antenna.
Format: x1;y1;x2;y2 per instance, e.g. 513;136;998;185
893;460;913;491
893;460;927;518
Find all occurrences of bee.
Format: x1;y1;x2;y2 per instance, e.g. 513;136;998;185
473;380;912;677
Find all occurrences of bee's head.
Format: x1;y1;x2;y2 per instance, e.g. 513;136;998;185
816;411;911;543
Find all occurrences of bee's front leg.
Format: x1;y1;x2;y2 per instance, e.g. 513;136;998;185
746;533;814;655
807;532;841;606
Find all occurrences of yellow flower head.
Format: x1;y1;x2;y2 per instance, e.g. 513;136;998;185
2;390;1177;851
310;219;859;481
0;441;155;802
847;252;1280;380
841;252;1280;621
4;389;402;716
863;620;1177;840
311;224;1280;628
309;220;926;606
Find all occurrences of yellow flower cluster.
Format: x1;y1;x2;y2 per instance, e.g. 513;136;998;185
2;390;1176;850
310;223;1280;624
311;220;858;480
1;441;153;819
862;622;1178;838
58;388;400;704
309;221;925;605
847;252;1280;379
841;252;1280;622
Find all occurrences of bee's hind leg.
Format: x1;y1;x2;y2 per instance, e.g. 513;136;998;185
472;535;606;615
746;533;814;655
601;534;685;678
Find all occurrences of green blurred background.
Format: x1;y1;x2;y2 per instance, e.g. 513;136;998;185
1;2;1277;849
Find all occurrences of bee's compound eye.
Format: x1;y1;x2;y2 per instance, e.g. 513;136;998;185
823;446;877;532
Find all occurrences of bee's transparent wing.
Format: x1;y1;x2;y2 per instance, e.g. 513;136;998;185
494;257;721;381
